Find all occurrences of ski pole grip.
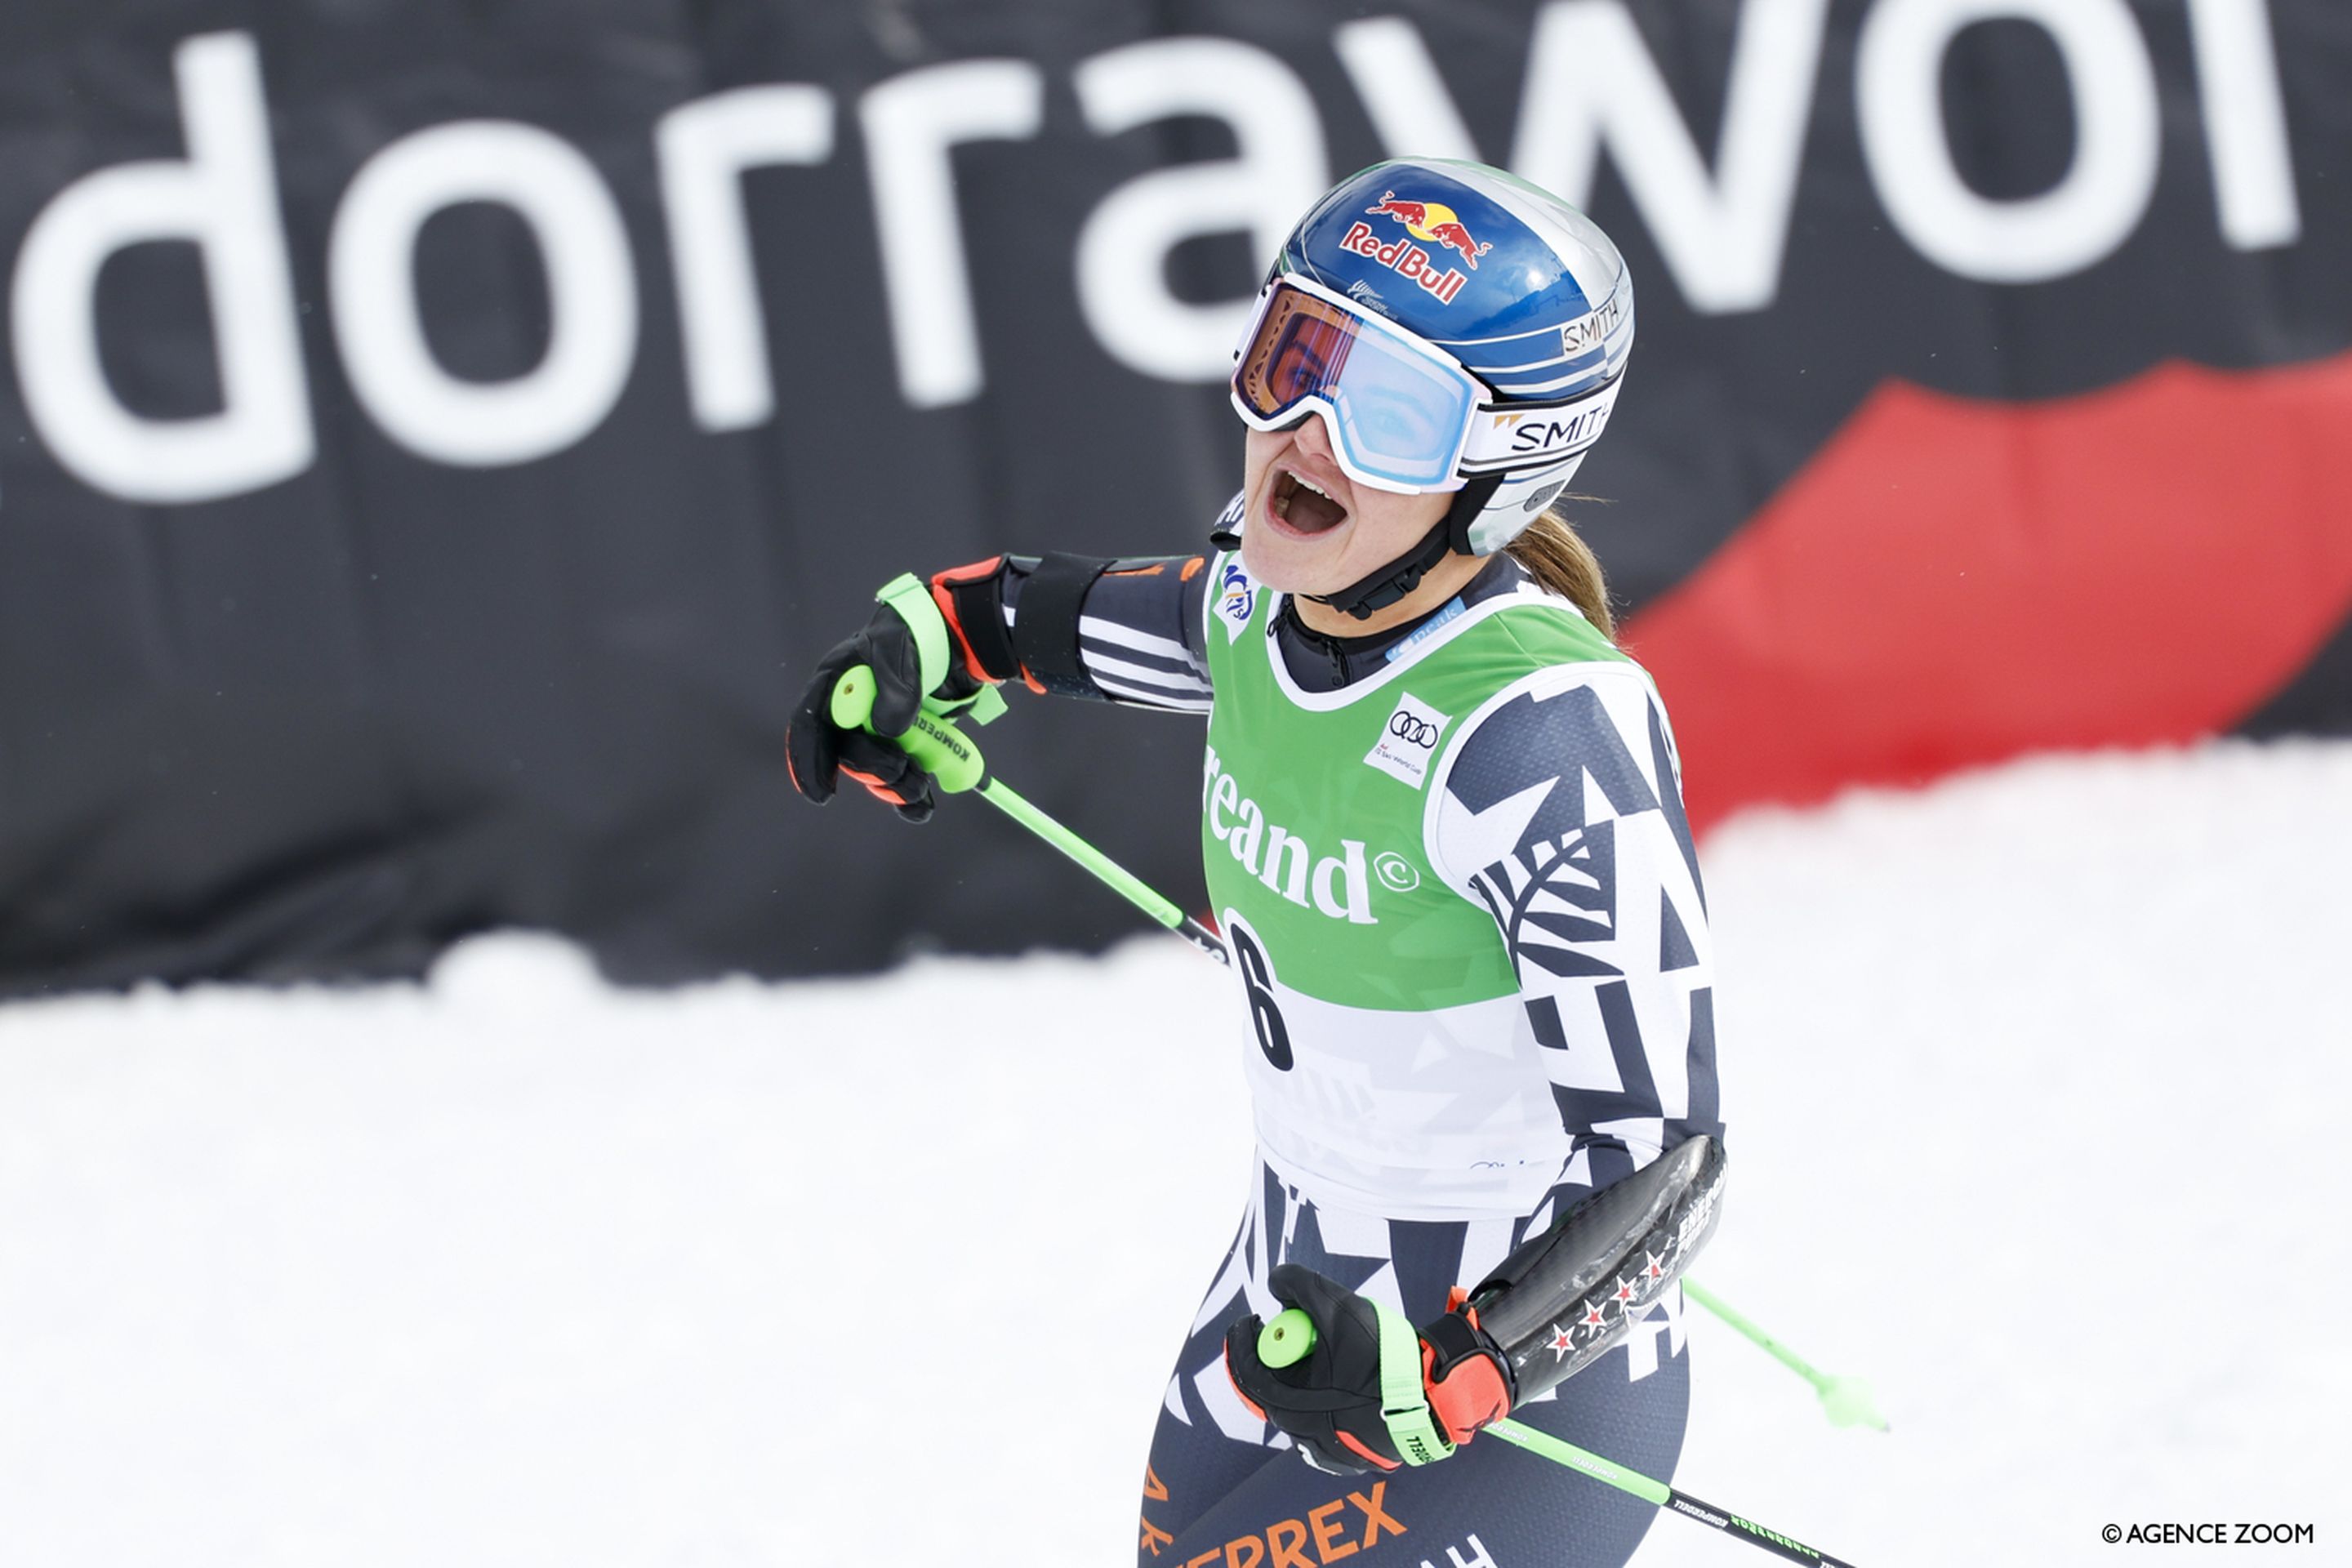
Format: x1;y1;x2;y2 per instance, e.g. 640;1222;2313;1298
828;665;987;795
1258;1308;1318;1369
829;666;878;729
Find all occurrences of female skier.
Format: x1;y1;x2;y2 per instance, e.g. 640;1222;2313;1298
787;158;1725;1568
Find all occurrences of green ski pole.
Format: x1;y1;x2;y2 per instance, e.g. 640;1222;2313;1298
1682;1278;1889;1432
835;670;1885;1435
1257;1310;1864;1568
828;666;1228;965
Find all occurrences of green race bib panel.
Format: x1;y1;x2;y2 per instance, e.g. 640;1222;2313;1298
1199;552;1642;1218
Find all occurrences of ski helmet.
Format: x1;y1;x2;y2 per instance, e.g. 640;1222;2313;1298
1228;158;1634;617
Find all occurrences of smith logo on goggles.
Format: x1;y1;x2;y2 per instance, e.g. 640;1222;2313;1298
1230;273;1624;496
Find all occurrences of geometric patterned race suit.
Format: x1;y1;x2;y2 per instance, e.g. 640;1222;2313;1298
999;509;1722;1568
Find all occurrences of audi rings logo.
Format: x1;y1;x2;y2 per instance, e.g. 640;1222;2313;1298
1388;713;1441;747
1374;852;1420;893
1364;693;1452;790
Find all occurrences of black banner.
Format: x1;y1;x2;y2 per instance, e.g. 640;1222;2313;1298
2;2;2346;993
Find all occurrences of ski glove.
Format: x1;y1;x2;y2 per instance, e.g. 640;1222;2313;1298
786;563;1018;822
1223;1263;1516;1476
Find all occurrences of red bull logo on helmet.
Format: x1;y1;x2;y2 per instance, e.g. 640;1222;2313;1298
1339;220;1471;305
1346;191;1490;305
1365;193;1492;269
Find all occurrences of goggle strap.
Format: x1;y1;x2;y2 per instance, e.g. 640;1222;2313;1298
1459;375;1625;475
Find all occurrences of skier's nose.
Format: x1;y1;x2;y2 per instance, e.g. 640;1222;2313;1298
1291;411;1339;467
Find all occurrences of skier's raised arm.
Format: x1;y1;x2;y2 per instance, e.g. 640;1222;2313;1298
783;514;1222;817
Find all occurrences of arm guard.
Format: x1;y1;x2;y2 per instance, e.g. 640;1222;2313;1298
927;552;1113;699
1466;1134;1726;1403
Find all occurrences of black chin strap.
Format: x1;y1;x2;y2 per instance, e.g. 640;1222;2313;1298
1306;476;1501;621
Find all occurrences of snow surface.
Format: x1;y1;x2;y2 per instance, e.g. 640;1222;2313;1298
4;739;2349;1568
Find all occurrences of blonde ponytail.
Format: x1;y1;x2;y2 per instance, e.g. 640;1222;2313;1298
1503;506;1615;640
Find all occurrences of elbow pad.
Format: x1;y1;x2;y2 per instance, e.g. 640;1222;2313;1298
1466;1135;1726;1402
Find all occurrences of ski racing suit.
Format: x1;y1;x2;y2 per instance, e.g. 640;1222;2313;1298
992;510;1723;1568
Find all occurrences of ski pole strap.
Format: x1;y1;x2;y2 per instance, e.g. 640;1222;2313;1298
874;572;952;695
1372;1302;1454;1466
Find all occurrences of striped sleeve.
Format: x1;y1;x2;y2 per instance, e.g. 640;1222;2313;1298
996;501;1224;713
1068;557;1214;711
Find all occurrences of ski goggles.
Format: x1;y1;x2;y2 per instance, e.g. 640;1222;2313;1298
1230;273;1625;495
1230;274;1482;492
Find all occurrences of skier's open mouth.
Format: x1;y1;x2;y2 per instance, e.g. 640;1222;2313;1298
1268;469;1349;537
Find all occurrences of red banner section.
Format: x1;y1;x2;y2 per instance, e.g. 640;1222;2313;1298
1628;349;2352;833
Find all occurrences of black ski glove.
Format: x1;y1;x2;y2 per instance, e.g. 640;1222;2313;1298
786;567;1011;823
1223;1263;1514;1475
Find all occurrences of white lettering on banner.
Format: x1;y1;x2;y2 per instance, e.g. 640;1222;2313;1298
0;13;2311;500
2184;0;2301;250
1365;692;1452;790
330;121;638;465
1340;3;1831;314
1333;18;1483;163
1857;0;2160;283
1072;38;1329;381
657;86;835;432
1204;747;1377;924
1510;0;1833;314
11;33;311;503
861;60;1046;410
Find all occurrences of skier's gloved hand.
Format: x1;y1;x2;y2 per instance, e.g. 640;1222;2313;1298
786;562;1021;823
1223;1263;1516;1476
